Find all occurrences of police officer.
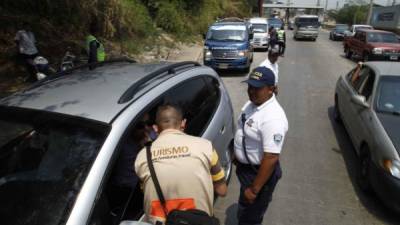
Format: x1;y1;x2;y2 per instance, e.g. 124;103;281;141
86;21;105;69
277;25;286;56
234;67;288;225
135;104;227;225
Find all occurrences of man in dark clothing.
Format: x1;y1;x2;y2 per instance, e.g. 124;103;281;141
268;26;277;49
86;22;105;69
15;22;39;81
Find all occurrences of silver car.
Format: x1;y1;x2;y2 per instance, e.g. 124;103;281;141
0;60;235;225
334;61;400;212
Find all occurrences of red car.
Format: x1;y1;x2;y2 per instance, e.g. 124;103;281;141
343;29;400;61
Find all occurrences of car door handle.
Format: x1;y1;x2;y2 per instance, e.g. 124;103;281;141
220;125;226;134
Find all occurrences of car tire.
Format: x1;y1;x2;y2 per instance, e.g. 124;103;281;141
334;95;342;123
358;145;373;193
243;66;250;73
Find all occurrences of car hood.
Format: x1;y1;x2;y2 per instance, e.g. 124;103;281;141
369;42;400;49
377;112;400;154
205;40;248;50
253;33;268;38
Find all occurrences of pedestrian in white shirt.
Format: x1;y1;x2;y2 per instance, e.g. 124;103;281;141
259;45;280;84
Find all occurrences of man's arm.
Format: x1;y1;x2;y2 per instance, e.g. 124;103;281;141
251;153;279;192
210;149;227;197
88;40;98;67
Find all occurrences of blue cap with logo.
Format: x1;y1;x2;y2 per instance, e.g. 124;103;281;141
243;66;276;88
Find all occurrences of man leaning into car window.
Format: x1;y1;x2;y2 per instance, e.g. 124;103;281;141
135;104;227;224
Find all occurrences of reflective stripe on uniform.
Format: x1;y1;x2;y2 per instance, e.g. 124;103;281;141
277;30;285;41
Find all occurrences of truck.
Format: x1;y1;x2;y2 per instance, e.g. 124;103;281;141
343;29;400;61
370;5;400;34
248;17;269;50
293;15;320;41
203;20;253;72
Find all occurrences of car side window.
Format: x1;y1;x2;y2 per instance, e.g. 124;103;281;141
351;67;369;91
359;70;376;101
164;76;220;136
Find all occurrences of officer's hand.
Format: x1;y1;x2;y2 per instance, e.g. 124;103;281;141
244;187;257;204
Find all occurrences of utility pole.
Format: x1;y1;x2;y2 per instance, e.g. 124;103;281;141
366;0;373;25
259;0;264;17
336;1;339;10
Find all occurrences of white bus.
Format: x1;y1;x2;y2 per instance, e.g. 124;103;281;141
293;15;320;41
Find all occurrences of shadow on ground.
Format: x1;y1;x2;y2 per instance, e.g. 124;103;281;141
216;69;249;77
327;106;400;225
224;203;238;225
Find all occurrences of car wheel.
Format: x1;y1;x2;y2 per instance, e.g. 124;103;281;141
243;66;250;73
358;145;373;193
312;38;316;41
345;48;353;59
334;95;342;123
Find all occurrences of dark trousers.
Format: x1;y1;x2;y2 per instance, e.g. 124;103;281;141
17;53;38;81
278;41;285;55
236;162;282;225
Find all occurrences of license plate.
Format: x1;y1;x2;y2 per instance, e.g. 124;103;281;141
218;63;228;69
390;55;398;60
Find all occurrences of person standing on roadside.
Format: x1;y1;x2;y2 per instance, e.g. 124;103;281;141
277;25;286;56
234;66;288;225
259;45;280;86
268;26;277;48
14;22;39;80
86;21;105;69
135;104;227;225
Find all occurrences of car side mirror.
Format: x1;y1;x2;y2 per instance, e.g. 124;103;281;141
351;95;369;108
249;33;254;40
119;221;153;225
202;33;206;40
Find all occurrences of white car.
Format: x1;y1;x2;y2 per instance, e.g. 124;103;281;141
345;24;373;37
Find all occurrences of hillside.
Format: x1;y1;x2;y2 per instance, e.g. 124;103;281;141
0;0;256;95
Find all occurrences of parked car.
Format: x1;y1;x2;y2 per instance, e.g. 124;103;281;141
343;29;400;61
293;15;320;41
0;60;235;225
334;61;400;213
203;20;253;72
344;24;373;37
248;17;269;50
330;24;349;41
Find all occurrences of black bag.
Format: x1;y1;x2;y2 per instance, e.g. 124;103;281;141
145;143;220;225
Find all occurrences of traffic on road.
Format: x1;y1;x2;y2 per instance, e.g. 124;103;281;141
1;11;400;225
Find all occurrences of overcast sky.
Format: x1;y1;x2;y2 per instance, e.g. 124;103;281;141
286;0;391;9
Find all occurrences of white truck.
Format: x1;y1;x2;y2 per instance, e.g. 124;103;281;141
248;17;269;50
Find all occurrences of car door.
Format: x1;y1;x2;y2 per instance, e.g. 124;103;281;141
345;67;373;146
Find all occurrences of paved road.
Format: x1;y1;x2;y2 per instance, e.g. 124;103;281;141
214;30;400;225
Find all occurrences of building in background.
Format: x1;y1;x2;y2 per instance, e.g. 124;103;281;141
371;4;400;34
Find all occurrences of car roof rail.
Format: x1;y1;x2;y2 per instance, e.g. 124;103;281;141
118;61;201;104
218;17;244;23
26;57;136;91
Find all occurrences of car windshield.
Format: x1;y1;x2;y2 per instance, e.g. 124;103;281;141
367;33;399;43
376;76;400;115
0;109;109;225
336;25;349;31
296;17;319;27
355;26;372;31
207;27;246;41
251;24;268;33
268;18;283;29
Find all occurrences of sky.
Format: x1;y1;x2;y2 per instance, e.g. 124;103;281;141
284;0;392;9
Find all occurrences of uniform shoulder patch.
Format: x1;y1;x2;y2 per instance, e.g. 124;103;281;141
274;134;283;143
